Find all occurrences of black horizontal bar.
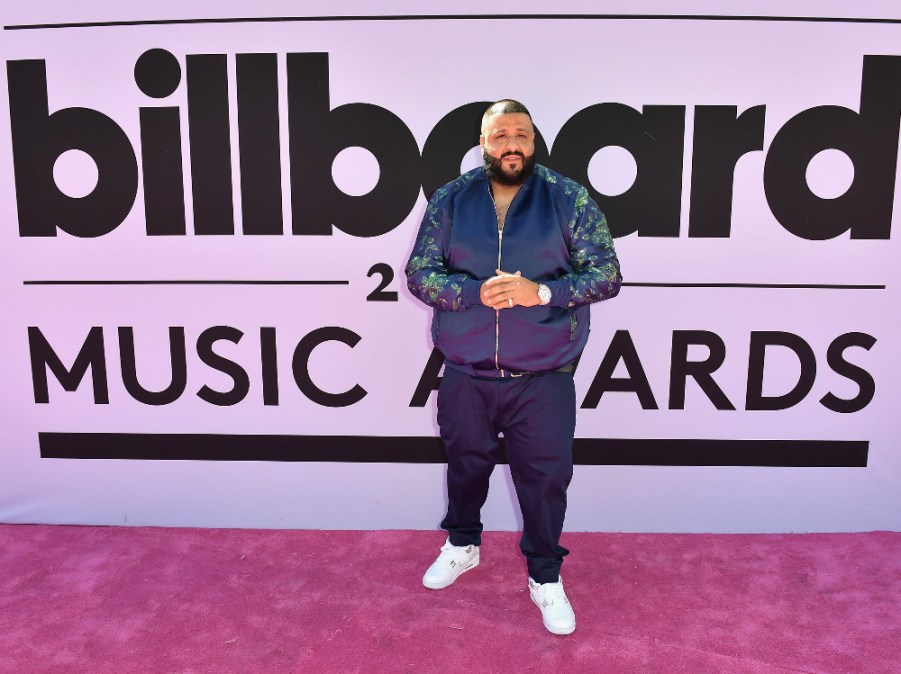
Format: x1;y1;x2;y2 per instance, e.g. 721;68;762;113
38;433;869;467
5;14;901;31
23;280;348;286
22;280;882;290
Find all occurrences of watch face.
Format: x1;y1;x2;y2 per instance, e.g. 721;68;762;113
538;285;552;304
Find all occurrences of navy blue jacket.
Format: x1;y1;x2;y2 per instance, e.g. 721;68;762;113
405;164;621;375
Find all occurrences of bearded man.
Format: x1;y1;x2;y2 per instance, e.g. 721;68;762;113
405;99;622;635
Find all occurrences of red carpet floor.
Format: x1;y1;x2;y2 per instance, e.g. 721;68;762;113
0;526;897;673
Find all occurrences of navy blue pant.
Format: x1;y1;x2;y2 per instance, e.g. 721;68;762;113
437;366;576;584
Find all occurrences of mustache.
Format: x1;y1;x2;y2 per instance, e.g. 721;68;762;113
501;151;525;158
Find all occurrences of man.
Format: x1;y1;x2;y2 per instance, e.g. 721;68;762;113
404;99;622;635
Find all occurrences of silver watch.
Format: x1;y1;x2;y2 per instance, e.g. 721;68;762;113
537;283;552;306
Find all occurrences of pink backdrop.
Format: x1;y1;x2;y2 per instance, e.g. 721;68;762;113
1;0;899;532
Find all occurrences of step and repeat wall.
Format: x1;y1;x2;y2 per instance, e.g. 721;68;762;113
1;1;899;532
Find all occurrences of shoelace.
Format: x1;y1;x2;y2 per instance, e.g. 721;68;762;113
537;582;569;607
438;542;471;565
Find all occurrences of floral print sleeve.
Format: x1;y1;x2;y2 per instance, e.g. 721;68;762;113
548;185;622;308
404;192;478;312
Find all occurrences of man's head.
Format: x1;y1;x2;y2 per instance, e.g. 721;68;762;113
480;99;536;186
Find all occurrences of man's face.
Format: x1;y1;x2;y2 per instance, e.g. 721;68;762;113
480;112;536;186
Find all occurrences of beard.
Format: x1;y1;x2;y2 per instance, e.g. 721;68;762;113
483;150;536;186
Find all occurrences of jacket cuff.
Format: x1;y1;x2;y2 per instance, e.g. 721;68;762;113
462;278;483;309
544;279;570;308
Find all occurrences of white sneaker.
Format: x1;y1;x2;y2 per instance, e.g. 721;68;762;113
529;576;576;635
422;538;480;589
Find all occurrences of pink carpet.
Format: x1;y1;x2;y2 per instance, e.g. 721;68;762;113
0;526;897;673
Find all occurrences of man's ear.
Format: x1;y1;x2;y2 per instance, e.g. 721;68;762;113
478;135;486;149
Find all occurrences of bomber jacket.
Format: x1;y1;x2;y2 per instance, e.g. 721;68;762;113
405;163;622;376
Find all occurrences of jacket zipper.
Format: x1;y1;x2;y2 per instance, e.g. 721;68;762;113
495;228;504;374
489;185;520;376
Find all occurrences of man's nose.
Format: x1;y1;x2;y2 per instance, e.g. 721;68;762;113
501;139;525;152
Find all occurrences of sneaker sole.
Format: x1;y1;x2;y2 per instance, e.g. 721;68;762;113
422;557;479;590
543;619;575;636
